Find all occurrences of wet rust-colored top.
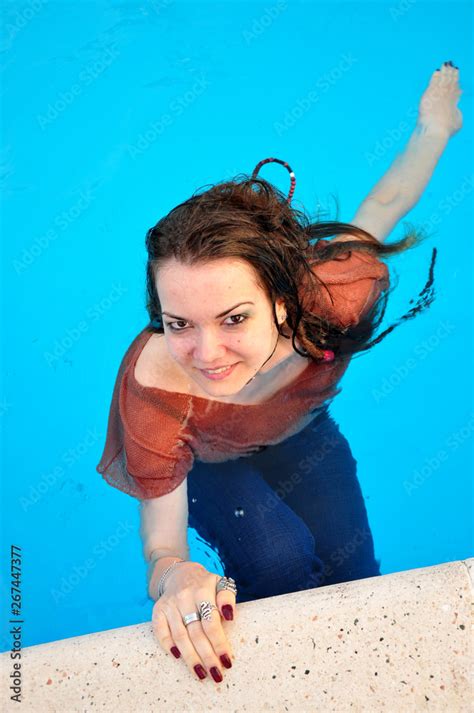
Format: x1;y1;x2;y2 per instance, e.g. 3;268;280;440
96;245;389;500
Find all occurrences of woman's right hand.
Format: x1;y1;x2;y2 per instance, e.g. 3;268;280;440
152;561;237;683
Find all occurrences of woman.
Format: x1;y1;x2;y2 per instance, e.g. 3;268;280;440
96;62;462;684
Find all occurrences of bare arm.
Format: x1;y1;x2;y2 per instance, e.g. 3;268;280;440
140;477;191;600
350;128;449;242
339;62;463;243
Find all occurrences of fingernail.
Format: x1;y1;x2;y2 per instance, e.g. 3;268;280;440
222;605;234;621
194;664;207;680
210;666;223;682
170;646;181;659
220;653;232;669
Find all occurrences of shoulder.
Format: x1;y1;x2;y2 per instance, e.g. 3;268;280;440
302;239;389;330
125;333;192;452
310;237;388;282
134;332;160;387
134;332;189;393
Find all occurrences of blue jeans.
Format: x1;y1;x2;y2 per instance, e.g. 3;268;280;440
187;407;381;603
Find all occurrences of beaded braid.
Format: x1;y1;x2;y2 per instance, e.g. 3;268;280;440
251;157;296;204
251;156;335;363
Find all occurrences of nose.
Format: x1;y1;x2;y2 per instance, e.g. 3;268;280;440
192;329;227;365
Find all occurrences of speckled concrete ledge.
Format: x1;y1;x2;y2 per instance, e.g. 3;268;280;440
1;558;472;712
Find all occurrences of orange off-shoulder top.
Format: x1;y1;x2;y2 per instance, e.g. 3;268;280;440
96;245;389;500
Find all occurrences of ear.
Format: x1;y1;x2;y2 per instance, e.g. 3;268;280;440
275;297;287;324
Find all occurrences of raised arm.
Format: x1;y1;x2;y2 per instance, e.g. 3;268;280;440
344;61;463;243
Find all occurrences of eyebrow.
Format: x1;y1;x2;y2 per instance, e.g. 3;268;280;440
162;301;255;320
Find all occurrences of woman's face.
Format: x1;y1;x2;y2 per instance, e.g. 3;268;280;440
155;257;287;397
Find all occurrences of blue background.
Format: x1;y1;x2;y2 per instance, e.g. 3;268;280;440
1;0;472;650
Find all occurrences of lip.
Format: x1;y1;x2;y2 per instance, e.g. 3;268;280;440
198;362;239;381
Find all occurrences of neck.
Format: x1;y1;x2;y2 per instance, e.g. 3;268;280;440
244;332;281;385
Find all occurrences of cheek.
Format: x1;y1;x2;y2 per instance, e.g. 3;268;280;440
229;338;264;361
165;337;187;361
226;334;253;351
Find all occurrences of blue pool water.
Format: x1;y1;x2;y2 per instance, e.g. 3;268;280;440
1;0;472;651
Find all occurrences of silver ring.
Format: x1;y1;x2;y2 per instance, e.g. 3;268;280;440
199;600;219;621
216;576;237;595
182;577;237;627
182;612;200;626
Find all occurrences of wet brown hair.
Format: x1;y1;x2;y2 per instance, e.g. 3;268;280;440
144;175;436;362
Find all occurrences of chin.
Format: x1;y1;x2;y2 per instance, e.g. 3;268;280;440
197;375;243;392
204;386;240;397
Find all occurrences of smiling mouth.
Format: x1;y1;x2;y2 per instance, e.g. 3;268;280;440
199;364;236;373
196;362;241;380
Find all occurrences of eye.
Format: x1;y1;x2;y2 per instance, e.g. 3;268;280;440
225;314;248;326
165;314;248;332
165;319;187;332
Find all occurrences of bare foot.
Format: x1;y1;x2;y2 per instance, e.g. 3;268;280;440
417;60;463;138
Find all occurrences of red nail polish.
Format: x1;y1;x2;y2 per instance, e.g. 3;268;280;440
170;646;181;659
222;605;233;620
220;654;232;669
194;664;207;680
210;666;223;682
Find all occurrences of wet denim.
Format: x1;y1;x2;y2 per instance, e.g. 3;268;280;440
187;407;381;603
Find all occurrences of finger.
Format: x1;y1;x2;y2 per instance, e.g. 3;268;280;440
196;594;235;663
174;590;232;681
215;575;237;622
155;601;210;681
152;602;182;661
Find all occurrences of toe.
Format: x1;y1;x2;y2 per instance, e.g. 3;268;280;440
447;67;460;89
445;62;457;79
440;63;455;86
